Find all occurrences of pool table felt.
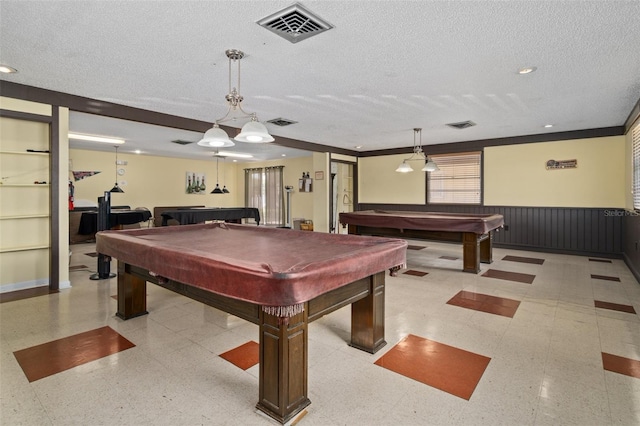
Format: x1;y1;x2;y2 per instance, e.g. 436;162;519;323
96;223;407;307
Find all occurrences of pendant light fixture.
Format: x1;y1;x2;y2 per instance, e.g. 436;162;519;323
198;49;274;148
221;157;230;193
109;145;124;193
395;128;439;173
210;156;224;194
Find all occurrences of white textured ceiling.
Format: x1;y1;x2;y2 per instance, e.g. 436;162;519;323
1;1;639;160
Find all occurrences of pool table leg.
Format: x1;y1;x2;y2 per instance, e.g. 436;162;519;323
116;262;148;320
350;271;386;353
462;233;481;274
257;308;310;424
479;232;493;264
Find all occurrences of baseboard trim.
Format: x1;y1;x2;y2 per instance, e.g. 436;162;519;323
0;279;71;294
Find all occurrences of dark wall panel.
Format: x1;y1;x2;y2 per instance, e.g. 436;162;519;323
623;214;640;282
357;204;623;258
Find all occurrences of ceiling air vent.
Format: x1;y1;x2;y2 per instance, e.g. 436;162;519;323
446;120;476;130
267;117;298;127
171;139;195;145
257;3;334;44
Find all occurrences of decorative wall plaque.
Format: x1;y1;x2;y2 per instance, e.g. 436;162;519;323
546;159;577;170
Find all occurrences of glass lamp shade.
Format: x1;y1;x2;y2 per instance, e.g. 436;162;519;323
395;161;413;173
197;125;235;147
234;120;274;143
422;159;440;172
211;184;224;194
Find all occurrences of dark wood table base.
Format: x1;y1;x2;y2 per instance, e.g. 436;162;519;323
348;225;494;273
115;261;386;424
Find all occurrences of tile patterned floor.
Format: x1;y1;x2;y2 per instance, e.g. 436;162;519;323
595;300;637;314
592;274;622;282
374;334;491;400
481;268;536;284
503;255;545;265
13;326;135;382
447;290;520;318
219;341;259;370
1;241;639;425
403;269;429;277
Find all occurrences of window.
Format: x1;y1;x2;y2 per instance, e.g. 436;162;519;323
427;151;481;204
633;122;640;210
244;166;285;225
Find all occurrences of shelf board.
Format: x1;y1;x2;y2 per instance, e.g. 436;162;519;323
0;150;50;156
0;214;50;220
0;184;50;187
0;245;50;253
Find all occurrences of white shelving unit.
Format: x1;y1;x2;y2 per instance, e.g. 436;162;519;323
0;118;51;289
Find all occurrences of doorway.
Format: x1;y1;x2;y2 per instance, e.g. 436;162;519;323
330;161;354;234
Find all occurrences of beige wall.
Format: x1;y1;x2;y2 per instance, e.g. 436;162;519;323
71;149;241;209
71;149;315;222
485;136;625;207
358;154;426;204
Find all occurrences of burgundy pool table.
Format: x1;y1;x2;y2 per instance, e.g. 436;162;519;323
340;210;504;273
96;223;406;424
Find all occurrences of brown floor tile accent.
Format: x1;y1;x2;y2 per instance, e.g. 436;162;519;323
375;334;490;400
589;258;612;263
13;326;135;382
447;290;520;318
595;300;637;314
69;265;89;270
481;269;535;284
403;270;429;277
407;245;426;250
439;256;459;260
502;255;545;265
591;274;621;282
602;353;640;379
219;341;259;370
84;252;99;257
111;295;118;300
0;287;58;304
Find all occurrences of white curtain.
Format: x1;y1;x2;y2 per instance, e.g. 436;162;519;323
264;166;285;226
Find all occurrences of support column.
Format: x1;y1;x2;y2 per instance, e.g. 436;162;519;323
257;307;310;424
350;271;386;353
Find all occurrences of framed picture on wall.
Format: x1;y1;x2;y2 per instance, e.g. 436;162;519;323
186;171;206;194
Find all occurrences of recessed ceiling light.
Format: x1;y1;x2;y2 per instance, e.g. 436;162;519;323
68;133;125;144
544;124;553;128
281;154;286;157
518;66;537;74
0;65;18;74
355;145;363;149
134;150;142;154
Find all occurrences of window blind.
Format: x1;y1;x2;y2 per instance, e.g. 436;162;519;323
633;122;640;210
427;151;481;204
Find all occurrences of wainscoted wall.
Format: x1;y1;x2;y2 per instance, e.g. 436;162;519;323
357;204;623;258
623;214;640;283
